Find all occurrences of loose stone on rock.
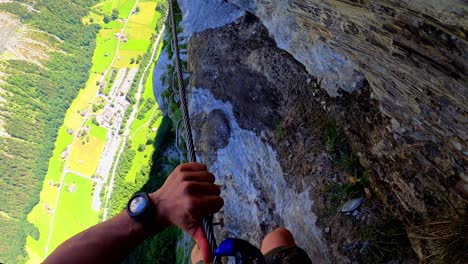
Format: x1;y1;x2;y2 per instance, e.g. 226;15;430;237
340;197;363;213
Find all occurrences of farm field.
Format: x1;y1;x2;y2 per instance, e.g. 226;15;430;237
95;0;136;18
47;173;100;252
114;1;160;68
91;20;122;73
63;74;102;131
68;131;106;176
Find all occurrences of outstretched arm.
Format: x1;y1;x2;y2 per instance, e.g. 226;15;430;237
44;163;223;264
44;210;156;264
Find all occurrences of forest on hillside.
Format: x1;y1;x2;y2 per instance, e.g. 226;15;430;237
0;0;100;262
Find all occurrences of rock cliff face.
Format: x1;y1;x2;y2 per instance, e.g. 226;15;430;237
154;0;467;262
224;0;468;212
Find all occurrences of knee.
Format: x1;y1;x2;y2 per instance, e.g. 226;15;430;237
270;227;294;240
261;227;296;254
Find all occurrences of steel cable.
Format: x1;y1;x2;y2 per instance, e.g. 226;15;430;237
167;0;220;262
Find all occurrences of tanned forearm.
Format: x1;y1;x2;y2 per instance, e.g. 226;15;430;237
44;211;159;264
44;163;223;264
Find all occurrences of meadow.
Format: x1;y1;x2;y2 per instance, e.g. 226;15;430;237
47;173;100;252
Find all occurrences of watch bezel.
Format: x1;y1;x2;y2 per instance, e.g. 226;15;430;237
127;192;150;218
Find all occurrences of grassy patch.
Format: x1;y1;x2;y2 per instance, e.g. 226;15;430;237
91;25;121;73
45;127;74;183
322;119;370;199
94;0;136;18
68;133;106;176
125;1;159;40
64;73;101;131
27;170;99;261
408;211;467;264
25;125;75;260
26;183;59;260
47;173;100;252
25;245;42;264
125;115;161;182
129;70;158;133
113;49;141;68
82;11;103;25
358;219;412;263
274;122;286;141
120;39;151;51
86;119;108;141
113;1;160;68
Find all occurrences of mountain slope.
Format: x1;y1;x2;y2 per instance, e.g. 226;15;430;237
0;1;99;262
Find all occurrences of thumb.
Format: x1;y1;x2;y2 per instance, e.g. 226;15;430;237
192;226;212;263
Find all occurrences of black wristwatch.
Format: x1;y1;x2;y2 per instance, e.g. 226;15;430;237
126;192;154;227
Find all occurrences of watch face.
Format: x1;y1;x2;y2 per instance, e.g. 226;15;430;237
129;196;147;214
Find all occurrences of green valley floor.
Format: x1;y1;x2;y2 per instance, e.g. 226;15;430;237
25;0;167;262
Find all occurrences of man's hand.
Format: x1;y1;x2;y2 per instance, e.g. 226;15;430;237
150;163;223;263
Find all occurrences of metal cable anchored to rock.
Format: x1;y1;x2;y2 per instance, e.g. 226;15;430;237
167;0;219;262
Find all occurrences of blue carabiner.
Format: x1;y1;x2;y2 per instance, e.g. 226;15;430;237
214;238;266;264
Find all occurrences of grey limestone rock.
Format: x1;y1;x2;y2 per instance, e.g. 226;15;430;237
166;0;467;261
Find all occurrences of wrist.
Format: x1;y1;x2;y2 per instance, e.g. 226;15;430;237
149;191;172;231
121;211;148;240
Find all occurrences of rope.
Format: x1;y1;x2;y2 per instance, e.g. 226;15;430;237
167;0;220;262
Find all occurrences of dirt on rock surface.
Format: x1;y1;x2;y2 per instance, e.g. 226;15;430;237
275;80;418;263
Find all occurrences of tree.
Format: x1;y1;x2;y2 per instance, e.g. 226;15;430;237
138;144;145;152
135;6;140;13
91;117;99;126
130;58;135;64
103;15;111;24
112;8;119;20
155;2;167;12
136;54;142;64
90;17;94;23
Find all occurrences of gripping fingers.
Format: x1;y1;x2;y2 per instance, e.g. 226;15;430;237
178;163;207;172
181;171;215;183
185;182;221;196
198;196;224;216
